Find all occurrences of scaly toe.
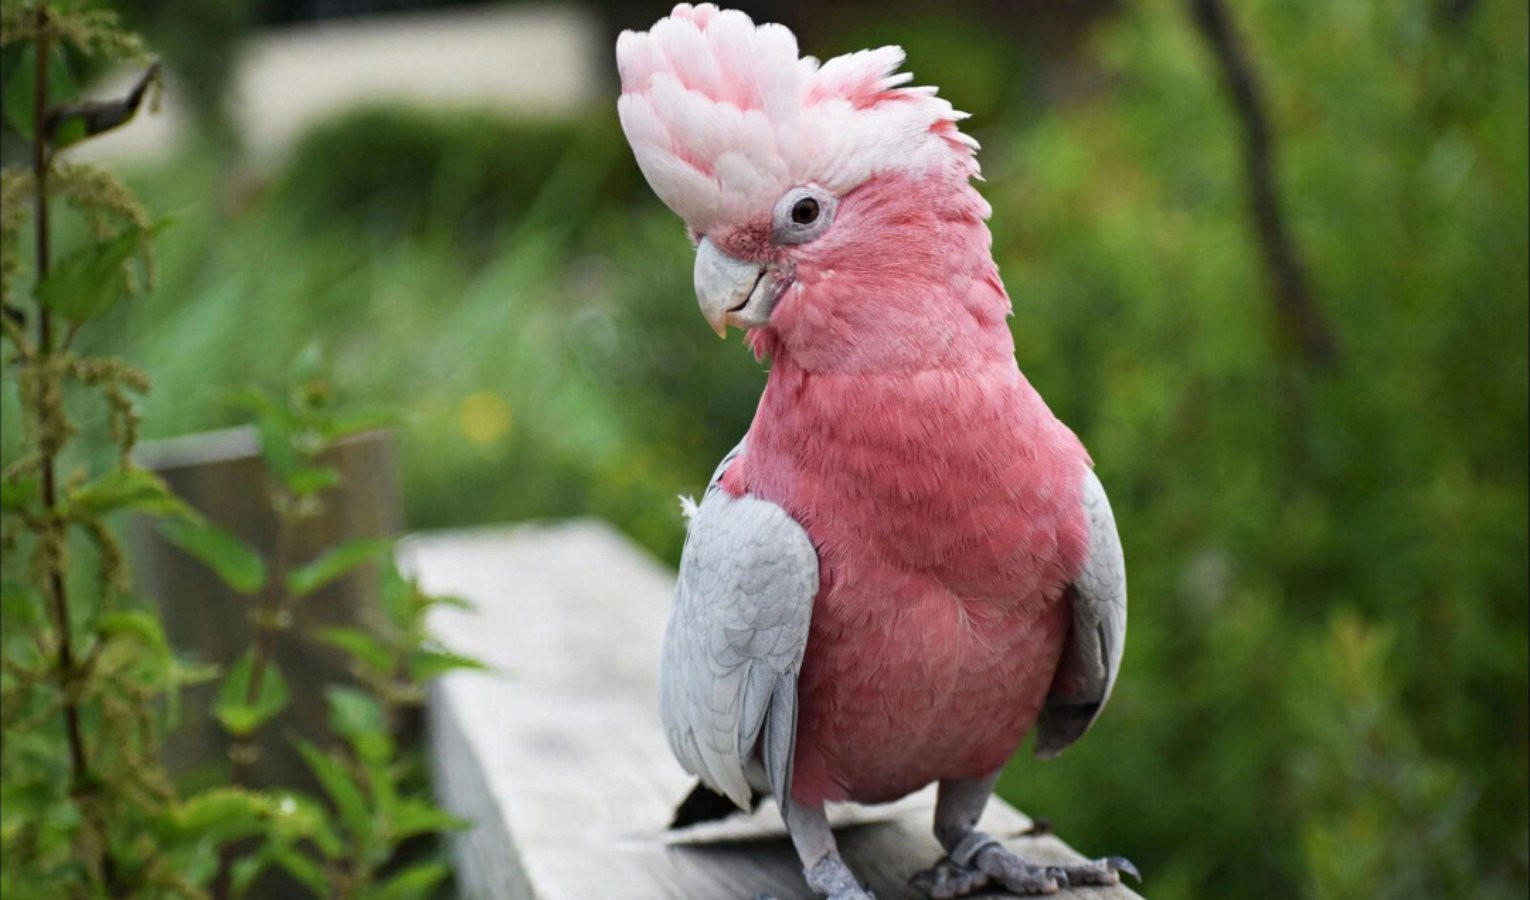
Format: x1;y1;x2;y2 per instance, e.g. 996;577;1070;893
1048;854;1141;887
909;857;992;899
975;849;1065;895
913;838;1142;898
912;848;1062;897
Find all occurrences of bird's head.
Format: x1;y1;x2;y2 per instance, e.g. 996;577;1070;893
617;4;996;369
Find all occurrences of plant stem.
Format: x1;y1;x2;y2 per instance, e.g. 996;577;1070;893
214;501;293;899
230;501;291;786
31;9;118;892
31;0;85;803
246;511;290;704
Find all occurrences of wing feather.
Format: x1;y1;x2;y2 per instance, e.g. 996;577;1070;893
1035;467;1127;759
659;441;817;809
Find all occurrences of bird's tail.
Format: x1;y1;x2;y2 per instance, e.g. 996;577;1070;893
669;780;761;829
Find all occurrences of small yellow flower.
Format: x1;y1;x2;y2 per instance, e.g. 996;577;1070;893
459;392;512;446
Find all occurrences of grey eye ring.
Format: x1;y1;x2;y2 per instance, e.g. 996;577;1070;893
773;186;836;244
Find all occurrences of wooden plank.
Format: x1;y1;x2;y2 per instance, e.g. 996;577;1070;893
402;521;1143;899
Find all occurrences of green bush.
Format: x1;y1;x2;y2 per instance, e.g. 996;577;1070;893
275;107;645;254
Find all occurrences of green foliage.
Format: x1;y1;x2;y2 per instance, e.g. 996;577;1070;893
214;649;289;738
2;7;474;898
177;357;480;897
274;106;649;253
0;7;191;896
158;518;266;595
287;538;389;599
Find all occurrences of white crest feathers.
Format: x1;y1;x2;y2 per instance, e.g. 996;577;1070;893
616;3;981;233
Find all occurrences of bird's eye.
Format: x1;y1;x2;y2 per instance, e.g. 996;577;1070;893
774;187;836;245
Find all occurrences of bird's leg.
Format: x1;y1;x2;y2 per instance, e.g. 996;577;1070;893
783;797;876;900
909;771;1139;898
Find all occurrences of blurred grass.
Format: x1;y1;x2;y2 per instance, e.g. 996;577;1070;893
57;0;1530;898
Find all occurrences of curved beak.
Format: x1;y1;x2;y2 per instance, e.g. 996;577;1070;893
694;237;779;337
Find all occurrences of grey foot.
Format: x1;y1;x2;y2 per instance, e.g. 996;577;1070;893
910;833;1139;897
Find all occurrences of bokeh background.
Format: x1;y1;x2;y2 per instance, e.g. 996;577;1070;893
5;0;1526;897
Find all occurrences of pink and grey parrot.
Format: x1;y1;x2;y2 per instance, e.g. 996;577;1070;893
617;6;1134;898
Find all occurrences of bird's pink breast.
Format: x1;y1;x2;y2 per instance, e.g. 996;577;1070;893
725;355;1091;806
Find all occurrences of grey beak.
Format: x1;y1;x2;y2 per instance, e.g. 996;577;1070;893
694;237;770;338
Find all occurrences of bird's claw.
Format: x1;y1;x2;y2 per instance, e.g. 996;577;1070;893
1049;854;1140;887
911;842;1140;897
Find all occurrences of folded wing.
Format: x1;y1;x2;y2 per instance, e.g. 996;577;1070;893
659;442;819;810
1035;467;1128;759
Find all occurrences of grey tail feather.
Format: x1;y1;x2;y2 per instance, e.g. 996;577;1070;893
670;781;760;829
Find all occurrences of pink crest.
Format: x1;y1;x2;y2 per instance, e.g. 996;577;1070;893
616;3;981;233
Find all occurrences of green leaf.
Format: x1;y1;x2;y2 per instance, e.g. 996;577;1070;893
229;853;269;897
51;116;87;148
172;787;272;842
65;467;199;522
378;561;470;631
324;686;384;741
215;650;288;737
377;561;416;630
286;465;340;497
386;797;468;842
407;647;489;683
230;387;303;483
1;475;38;513
93;610;175;689
34;227;142;323
325;686;391;764
265;791;342;857
293;738;371;843
96;609;170;657
287;538;389;598
363;862;450;900
315;626;394;676
1;581;42;627
158;519;265;594
319;409;398;443
2;44;78;141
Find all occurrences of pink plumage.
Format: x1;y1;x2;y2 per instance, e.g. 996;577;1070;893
717;173;1092;805
621;6;1130;898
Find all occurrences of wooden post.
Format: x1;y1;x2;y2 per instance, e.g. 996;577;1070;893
403;520;1145;899
129;426;401;789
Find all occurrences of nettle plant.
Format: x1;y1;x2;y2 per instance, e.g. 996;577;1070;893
193;359;482;897
1;3;476;897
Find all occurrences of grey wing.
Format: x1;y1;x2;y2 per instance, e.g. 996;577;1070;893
659;441;818;811
1035;467;1127;759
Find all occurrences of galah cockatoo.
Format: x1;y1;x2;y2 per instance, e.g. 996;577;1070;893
617;6;1135;898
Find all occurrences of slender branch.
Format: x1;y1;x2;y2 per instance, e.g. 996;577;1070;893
215;502;292;900
31;10;120;892
1187;0;1338;368
243;502;290;713
31;1;87;797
